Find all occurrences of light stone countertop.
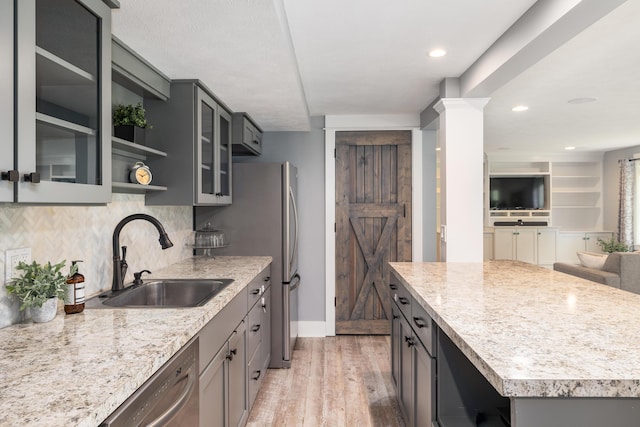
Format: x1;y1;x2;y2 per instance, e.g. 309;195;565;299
389;260;640;398
0;256;271;427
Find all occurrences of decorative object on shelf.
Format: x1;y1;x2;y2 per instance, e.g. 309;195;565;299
5;260;77;323
129;161;153;185
113;102;152;145
596;237;632;253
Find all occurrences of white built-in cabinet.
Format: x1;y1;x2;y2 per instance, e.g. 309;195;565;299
556;231;614;264
493;227;557;267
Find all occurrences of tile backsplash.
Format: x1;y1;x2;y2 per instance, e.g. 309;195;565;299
0;194;194;328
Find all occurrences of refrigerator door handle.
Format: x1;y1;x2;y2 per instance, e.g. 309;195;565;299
288;273;301;290
289;186;299;275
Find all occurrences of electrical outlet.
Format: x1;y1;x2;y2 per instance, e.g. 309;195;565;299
5;248;32;282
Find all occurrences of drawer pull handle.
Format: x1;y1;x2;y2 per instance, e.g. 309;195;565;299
251;289;261;295
264;276;271;282
226;348;237;361
413;317;428;329
252;370;261;381
251;324;261;332
389;284;398;290
404;336;414;347
398;297;409;305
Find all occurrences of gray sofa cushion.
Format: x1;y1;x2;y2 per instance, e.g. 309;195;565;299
553;262;621;288
602;252;621;274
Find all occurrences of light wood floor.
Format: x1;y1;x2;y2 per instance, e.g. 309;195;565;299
246;336;405;427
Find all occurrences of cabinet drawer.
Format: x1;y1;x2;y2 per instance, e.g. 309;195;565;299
247;345;265;410
390;281;412;321
411;299;436;357
247;300;263;360
248;266;270;309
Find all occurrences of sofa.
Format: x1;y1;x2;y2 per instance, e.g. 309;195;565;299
553;252;640;294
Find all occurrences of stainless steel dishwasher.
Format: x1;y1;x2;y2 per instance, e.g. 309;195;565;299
100;339;199;427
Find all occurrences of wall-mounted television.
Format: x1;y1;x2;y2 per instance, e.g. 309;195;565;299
489;177;546;210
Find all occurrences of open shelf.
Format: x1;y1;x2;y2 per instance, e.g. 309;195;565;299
112;137;167;157
112;182;167;193
36;46;95;84
36;112;95;136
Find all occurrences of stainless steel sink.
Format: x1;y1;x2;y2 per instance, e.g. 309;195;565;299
86;279;234;308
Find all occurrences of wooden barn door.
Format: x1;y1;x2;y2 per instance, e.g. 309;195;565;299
335;130;412;335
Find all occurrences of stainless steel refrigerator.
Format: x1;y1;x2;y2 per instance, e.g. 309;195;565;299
194;161;300;368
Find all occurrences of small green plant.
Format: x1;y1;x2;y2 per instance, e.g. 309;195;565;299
113;102;152;129
5;260;77;311
596;237;632;253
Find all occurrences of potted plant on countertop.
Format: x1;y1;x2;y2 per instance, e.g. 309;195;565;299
597;237;632;253
5;260;77;323
113;102;152;145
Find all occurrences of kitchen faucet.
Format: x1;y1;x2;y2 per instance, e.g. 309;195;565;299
112;214;173;292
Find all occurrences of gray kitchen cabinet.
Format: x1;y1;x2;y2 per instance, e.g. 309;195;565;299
0;0;14;202
390;279;436;427
14;0;111;203
198;265;271;426
232;112;262;156
247;284;271;410
145;80;232;206
199;286;246;427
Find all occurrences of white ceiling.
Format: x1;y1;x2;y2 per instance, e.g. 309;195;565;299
111;0;640;155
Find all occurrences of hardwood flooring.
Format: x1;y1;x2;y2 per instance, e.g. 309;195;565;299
246;336;405;427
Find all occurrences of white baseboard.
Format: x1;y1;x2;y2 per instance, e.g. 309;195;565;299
298;321;326;337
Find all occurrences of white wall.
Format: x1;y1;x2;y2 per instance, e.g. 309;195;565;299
236;116;326;328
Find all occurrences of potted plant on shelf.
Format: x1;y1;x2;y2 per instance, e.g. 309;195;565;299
597;237;632;253
113;102;152;145
5;260;77;323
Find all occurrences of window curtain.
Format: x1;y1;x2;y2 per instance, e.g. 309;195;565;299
618;159;635;248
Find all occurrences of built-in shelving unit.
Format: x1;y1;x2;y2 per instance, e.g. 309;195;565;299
487;161;551;224
551;161;602;230
110;37;171;195
486;159;603;230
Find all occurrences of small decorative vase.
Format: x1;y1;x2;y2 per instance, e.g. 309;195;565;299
30;297;58;323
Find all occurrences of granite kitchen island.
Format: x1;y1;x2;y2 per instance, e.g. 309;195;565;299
389;260;640;427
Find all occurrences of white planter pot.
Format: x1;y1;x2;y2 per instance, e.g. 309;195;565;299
30;297;58;323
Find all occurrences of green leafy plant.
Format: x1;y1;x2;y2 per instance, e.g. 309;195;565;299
113;102;152;129
5;260;77;311
596;237;632;253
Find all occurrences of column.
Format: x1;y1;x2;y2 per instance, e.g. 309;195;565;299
434;98;489;262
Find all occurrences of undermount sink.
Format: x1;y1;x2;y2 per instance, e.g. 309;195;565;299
86;279;234;308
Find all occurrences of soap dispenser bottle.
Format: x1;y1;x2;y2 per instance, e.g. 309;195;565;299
65;260;85;314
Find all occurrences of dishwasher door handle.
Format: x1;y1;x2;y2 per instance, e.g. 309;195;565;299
146;367;196;427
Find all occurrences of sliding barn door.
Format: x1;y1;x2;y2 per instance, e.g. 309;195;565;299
335;131;412;335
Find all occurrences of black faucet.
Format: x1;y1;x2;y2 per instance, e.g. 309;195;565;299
112;214;173;292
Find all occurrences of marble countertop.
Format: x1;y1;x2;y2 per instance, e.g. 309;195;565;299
389;260;640;398
0;256;271;427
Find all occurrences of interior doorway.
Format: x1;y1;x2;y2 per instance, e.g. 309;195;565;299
334;130;412;334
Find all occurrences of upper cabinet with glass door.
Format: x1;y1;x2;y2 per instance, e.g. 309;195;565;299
146;80;232;206
15;0;111;203
0;0;15;202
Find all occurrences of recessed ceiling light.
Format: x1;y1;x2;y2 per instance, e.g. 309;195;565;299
428;49;446;58
565;146;576;150
511;105;529;112
568;97;597;104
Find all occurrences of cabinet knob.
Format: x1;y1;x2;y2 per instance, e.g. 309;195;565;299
1;170;19;182
23;172;40;183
